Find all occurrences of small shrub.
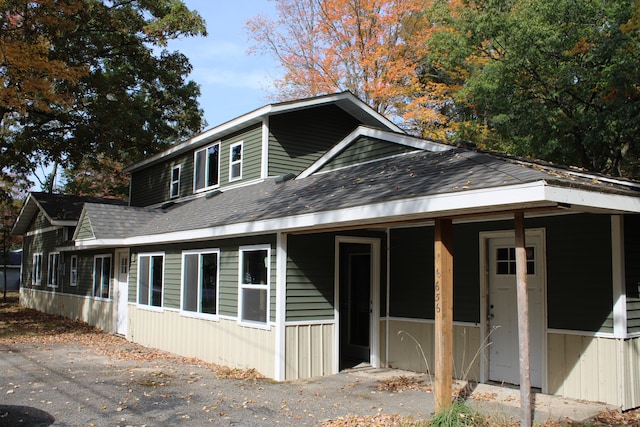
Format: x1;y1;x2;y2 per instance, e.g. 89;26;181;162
428;400;487;427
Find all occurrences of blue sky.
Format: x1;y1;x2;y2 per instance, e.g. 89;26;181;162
168;1;281;129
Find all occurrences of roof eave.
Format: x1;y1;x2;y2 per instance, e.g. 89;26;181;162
124;92;402;174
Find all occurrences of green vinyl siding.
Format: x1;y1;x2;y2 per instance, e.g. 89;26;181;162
625;214;640;334
389;227;435;319
75;215;94;240
130;125;262;207
286;233;335;321
130;150;193;207
219;124;262;185
538;214;613;333
388;214;614;333
21;227;65;290
389;225;480;323
321;137;416;172
128;235;277;321
268;104;361;176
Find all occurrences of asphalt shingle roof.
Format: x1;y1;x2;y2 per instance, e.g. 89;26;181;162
123;148;639;238
82;203;163;239
32;192;126;221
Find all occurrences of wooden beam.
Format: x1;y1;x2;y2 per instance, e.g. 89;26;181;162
514;212;532;427
434;218;453;412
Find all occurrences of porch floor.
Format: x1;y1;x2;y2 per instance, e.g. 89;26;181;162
335;367;616;424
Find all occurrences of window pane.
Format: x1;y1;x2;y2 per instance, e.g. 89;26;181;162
242;288;267;323
496;248;509;261
139;256;149;304
231;145;242;162
94;258;103;297
102;257;111;298
183;254;198;312
194;150;206;190
243;250;268;284
151;256;163;307
201;253;218;314
207;145;219;187
231;163;241;179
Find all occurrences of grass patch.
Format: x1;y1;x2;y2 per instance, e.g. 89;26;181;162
427;400;490;427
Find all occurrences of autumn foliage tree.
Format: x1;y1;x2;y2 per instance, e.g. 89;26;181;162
0;0;207;198
247;0;436;125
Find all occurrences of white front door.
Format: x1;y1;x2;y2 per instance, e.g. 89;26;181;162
487;233;544;388
115;249;129;336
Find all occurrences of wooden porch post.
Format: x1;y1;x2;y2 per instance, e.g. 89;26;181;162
514;212;532;427
434;218;453;412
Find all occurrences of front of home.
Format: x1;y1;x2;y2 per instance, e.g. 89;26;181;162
13;92;640;409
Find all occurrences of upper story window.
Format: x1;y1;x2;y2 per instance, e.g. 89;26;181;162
170;165;181;199
93;255;112;299
194;142;220;192
229;141;243;182
138;253;164;307
32;253;42;285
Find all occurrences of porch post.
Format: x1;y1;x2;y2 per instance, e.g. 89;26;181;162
514;212;532;427
434;218;453;411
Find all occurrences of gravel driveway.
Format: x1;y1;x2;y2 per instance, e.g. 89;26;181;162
0;297;616;427
1;340;439;426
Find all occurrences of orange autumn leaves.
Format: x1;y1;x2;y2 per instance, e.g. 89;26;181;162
248;1;439;128
0;1;87;118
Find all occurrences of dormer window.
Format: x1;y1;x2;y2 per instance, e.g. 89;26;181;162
170;165;181;199
194;142;220;192
229;141;243;181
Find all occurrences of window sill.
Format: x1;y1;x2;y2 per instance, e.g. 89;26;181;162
237;320;271;331
136;304;164;313
180;311;219;322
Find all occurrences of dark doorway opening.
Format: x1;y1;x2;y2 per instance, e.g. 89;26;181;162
339;242;371;370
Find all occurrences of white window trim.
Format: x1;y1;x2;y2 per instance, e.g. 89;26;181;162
238;244;271;329
193;142;221;193
180;248;221;320
170;164;181;199
137;252;165;309
229;141;243;182
93;254;112;299
32;253;43;286
47;252;60;288
70;255;78;287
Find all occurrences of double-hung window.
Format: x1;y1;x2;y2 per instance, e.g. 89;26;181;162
47;252;60;287
93;255;112;298
194;142;220;192
229;141;243;181
238;245;270;325
32;253;42;285
70;255;78;286
170;165;181;199
138;253;164;307
182;249;219;316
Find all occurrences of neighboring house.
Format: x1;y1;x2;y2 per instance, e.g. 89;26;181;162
0;249;22;291
12;92;640;409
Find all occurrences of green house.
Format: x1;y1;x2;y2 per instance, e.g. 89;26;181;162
13;92;640;410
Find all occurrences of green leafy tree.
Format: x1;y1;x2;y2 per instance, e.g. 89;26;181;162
428;0;640;178
0;0;207;193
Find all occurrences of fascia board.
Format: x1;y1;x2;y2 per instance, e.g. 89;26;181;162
117;181;551;246
543;185;640;213
70;181;640;249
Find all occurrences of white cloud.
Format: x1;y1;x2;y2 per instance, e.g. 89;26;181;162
193;67;275;91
